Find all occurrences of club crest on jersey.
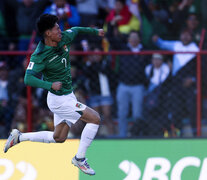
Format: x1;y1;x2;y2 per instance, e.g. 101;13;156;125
63;45;68;52
76;103;82;108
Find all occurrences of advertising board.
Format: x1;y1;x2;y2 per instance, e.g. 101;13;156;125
80;139;207;180
0;140;79;180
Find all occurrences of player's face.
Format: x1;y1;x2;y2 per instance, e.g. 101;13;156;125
49;23;62;43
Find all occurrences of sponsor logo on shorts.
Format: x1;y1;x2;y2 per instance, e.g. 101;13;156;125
76;103;82;108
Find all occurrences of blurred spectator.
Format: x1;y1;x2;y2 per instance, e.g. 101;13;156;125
145;54;170;92
35;108;53;131
170;0;200;37
139;0;169;48
3;42;21;70
7;0;50;51
106;0;115;9
108;0;142;26
8;58;28;132
71;65;86;104
0;3;7;50
0;62;13;137
44;0;80;30
142;53;170;136
76;0;108;27
116;31;147;137
153;29;199;75
105;0;140;35
127;0;142;26
8;58;27;110
147;0;169;23
201;0;207;28
69;44;84;69
153;29;199;136
2;0;18;49
84;46;115;136
185;13;201;43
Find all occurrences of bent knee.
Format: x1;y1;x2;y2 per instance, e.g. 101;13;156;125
93;112;101;125
53;136;67;143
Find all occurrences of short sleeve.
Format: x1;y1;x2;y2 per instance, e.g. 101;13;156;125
63;27;98;44
26;56;45;73
63;29;77;43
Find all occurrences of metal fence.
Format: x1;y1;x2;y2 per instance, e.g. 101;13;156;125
0;49;207;138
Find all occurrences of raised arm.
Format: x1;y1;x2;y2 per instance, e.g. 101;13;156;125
152;35;177;51
71;27;104;36
65;27;104;42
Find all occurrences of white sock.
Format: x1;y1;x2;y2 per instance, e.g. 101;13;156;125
19;131;56;143
76;123;99;159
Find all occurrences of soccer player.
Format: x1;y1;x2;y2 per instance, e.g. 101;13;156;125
4;14;104;176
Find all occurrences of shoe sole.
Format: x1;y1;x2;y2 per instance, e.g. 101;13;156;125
71;158;95;176
4;129;19;153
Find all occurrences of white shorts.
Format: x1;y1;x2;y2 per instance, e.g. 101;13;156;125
47;92;86;127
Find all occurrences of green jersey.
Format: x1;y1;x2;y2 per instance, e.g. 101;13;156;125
24;27;98;95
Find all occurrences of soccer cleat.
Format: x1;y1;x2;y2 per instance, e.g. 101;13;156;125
72;156;95;176
4;129;21;153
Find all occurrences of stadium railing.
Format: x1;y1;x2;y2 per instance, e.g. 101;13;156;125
0;49;207;137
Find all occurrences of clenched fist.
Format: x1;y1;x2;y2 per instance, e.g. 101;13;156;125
52;81;62;91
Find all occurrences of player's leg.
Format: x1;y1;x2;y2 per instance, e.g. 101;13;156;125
48;92;99;175
4;123;69;153
19;121;69;143
4;129;56;153
76;106;100;158
53;122;70;142
19;116;70;143
72;106;100;175
4;116;70;153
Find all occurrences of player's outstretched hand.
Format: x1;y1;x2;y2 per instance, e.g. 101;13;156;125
52;81;62;91
98;29;105;37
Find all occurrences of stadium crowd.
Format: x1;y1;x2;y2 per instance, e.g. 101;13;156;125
0;0;206;138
